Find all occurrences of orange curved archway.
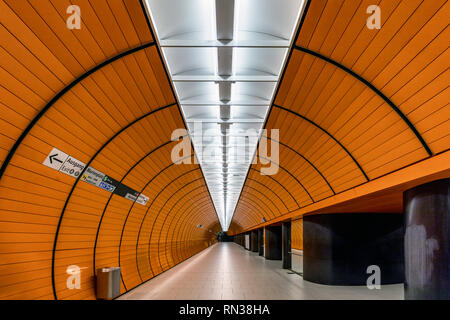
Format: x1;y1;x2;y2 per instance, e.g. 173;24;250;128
231;0;449;233
0;0;219;300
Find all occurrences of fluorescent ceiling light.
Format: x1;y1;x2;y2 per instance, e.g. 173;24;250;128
145;0;306;231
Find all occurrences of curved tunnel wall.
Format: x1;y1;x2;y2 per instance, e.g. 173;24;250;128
0;0;449;300
231;0;449;232
0;0;220;300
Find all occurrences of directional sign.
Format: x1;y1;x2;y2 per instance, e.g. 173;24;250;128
114;183;148;206
81;167;105;187
59;156;86;178
99;175;119;193
43;146;148;206
136;194;149;206
115;184;138;199
125;193;139;202
43;148;69;171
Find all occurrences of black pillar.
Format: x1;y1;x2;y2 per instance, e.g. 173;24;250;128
264;226;282;260
234;234;244;247
282;222;291;269
234;235;238;245
258;229;264;256
303;213;404;285
404;179;450;300
251;230;258;252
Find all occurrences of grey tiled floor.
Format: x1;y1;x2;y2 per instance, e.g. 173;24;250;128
118;242;404;300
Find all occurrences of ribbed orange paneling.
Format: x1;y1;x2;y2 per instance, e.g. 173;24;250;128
231;0;449;233
0;0;219;300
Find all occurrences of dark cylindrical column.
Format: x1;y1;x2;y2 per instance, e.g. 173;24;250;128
251;230;258;252
404;179;450;300
303;213;404;285
235;234;244;247
264;226;282;260
282;222;291;269
234;234;243;246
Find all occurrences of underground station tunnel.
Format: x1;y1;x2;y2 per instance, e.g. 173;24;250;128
0;0;449;309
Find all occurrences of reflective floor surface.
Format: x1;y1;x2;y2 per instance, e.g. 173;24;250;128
118;242;404;300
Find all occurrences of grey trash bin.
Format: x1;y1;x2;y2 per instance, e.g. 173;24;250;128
96;267;121;300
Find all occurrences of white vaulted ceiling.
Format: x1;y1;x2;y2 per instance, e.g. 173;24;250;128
144;0;305;231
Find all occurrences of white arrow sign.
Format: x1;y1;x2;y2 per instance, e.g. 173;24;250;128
43;147;85;178
43;148;69;171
